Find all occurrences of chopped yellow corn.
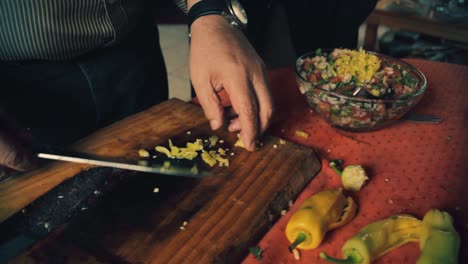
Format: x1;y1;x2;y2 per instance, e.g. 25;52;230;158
279;139;286;145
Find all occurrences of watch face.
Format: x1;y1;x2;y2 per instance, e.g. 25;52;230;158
229;0;248;25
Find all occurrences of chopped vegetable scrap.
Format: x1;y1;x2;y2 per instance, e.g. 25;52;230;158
138;149;150;157
320;214;422;264
292;248;301;260
285;188;358;250
234;139;245;148
209;135;219;147
249;246;263;260
417;209;460;264
295;130;309;139
163;161;171;169
330;160;369;191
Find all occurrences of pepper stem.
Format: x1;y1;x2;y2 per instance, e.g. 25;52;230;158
330;161;343;176
320;252;355;264
288;232;307;252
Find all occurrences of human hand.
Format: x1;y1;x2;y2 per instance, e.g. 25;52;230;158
0;109;36;172
189;15;274;151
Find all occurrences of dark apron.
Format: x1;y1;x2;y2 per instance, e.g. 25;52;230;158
0;23;168;145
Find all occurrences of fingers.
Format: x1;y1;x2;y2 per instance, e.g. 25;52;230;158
0;131;35;171
193;83;225;130
226;77;259;151
228;118;241;132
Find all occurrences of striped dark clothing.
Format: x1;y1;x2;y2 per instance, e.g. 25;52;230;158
0;0;145;61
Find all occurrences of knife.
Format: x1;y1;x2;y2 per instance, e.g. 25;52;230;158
33;145;210;178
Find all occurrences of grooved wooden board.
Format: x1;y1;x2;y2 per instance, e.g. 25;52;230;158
3;99;321;263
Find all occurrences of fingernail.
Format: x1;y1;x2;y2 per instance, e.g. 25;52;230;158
210;120;221;130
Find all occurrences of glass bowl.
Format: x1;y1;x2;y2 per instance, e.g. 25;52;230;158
295;50;427;132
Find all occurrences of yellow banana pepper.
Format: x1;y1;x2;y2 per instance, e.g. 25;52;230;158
416;209;460;264
285;188;358;251
321;214;422;264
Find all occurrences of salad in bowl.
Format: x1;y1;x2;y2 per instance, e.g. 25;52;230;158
296;48;427;132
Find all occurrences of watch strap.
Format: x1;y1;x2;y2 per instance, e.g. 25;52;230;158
173;0;189;14
188;0;226;28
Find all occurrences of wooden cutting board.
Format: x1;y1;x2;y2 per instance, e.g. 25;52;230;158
2;98;321;263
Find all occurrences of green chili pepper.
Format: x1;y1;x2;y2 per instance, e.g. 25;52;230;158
416;209;460;264
321;214;422;264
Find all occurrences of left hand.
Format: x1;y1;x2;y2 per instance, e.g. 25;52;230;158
189;15;274;151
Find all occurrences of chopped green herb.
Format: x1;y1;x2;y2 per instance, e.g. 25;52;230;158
401;75;417;86
316;48;322;56
249;246;263;260
318;78;328;85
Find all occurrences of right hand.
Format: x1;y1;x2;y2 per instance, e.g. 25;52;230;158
189;15;274;151
0;109;36;171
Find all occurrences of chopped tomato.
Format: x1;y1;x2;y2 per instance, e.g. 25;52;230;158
308;73;317;83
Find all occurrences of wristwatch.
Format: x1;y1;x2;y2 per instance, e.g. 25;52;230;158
174;0;248;31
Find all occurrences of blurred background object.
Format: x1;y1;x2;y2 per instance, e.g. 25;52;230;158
364;0;468;65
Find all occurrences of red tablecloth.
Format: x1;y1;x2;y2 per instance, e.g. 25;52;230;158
240;59;468;263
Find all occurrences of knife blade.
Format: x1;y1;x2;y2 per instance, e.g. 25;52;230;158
33;145;210;178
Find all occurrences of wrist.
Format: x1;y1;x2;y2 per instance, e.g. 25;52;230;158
187;0;201;11
182;0;248;32
190;14;226;33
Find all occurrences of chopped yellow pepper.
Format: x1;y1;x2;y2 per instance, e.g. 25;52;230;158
201;151;217;167
155;146;173;158
209;135;219;147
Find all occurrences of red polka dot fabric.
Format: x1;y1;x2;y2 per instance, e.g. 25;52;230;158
239;59;468;264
